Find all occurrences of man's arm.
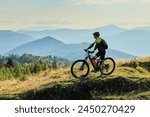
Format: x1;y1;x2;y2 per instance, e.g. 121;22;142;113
87;42;95;50
94;44;98;51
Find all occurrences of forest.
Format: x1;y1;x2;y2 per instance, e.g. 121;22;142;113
0;54;70;81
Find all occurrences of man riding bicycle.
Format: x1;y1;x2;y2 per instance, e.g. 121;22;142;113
71;32;115;78
85;32;108;77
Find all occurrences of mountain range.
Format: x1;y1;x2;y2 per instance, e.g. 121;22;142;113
108;29;150;56
18;25;125;43
0;30;35;54
1;24;150;60
17;25;150;56
5;36;136;60
5;36;65;55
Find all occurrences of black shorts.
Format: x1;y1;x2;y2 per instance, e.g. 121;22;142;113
96;50;106;60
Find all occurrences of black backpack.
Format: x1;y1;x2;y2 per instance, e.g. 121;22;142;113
101;39;108;49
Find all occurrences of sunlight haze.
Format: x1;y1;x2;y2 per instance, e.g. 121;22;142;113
0;0;150;30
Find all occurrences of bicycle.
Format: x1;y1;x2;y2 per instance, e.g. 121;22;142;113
71;49;115;78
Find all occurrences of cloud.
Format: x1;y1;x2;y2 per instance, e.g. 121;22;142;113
141;0;150;3
72;0;128;5
0;21;16;24
35;20;72;25
72;0;150;5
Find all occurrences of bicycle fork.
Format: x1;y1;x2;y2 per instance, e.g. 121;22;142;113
79;56;88;70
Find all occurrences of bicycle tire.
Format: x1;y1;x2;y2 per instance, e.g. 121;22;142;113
71;60;90;78
101;57;115;75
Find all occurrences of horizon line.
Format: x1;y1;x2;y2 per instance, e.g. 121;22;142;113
0;24;149;31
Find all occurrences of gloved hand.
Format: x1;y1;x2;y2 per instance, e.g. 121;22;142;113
84;49;88;52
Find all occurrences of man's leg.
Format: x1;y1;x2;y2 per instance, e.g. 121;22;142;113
100;50;106;63
95;51;105;68
99;51;106;78
94;52;101;70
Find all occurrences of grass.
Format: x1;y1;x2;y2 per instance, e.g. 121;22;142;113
0;57;150;100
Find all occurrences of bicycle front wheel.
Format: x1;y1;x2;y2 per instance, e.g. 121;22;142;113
101;57;115;75
71;60;89;79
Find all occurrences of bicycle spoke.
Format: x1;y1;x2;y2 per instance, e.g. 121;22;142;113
71;60;89;78
101;58;115;75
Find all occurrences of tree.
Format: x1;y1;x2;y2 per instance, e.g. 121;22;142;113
6;58;15;67
33;63;42;73
24;65;31;76
0;59;4;68
52;59;57;69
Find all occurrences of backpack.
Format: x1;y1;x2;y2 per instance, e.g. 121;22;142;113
101;39;108;49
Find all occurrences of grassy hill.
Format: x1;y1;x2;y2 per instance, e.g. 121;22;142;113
0;57;150;100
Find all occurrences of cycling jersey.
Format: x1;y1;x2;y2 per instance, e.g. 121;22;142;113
94;37;102;44
86;37;106;60
94;37;105;51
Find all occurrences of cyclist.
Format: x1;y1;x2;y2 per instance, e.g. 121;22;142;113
85;32;108;77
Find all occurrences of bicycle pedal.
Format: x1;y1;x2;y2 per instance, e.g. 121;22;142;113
91;70;97;73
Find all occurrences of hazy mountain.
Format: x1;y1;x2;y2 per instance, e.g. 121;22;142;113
18;29;92;43
6;36;136;60
106;49;136;60
107;29;150;56
18;24;126;43
49;43;136;60
5;36;65;55
135;25;150;31
94;24;126;37
0;30;35;54
2;24;149;57
24;24;149;57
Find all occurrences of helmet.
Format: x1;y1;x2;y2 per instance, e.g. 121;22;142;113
93;32;100;37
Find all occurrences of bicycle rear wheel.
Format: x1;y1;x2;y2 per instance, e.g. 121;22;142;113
101;57;115;75
71;60;89;78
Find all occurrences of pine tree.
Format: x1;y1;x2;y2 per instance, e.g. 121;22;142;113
33;63;42;73
52;60;57;69
0;59;4;68
6;58;15;68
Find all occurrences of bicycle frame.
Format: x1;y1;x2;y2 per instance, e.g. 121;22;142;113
71;50;115;78
83;51;100;70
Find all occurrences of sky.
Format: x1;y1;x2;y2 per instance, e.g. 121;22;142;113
0;0;150;30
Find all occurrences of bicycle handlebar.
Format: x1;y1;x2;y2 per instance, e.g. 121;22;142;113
84;49;93;54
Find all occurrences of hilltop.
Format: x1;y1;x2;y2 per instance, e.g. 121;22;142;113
0;57;150;100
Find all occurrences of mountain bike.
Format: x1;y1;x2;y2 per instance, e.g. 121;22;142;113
71;49;115;78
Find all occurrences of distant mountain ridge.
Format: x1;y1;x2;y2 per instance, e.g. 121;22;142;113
5;36;65;56
6;36;136;60
1;24;149;58
17;24;150;56
108;29;150;56
0;30;35;54
135;26;150;31
18;24;126;43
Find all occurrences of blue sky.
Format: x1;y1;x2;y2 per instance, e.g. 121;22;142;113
0;0;150;30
